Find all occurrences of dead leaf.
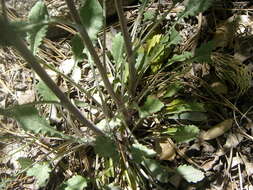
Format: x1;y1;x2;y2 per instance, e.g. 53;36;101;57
155;139;176;161
224;132;243;149
200;119;233;140
201;156;219;171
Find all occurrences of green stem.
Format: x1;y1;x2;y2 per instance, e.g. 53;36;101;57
64;0;131;122
0;16;105;137
114;0;136;97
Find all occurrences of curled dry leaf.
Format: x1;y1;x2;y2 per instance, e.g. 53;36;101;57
200;119;233;141
155;138;176;161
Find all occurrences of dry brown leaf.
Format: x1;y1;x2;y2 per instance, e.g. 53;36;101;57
201;156;219;171
224;132;243;149
200;119;233;141
155;139;176;161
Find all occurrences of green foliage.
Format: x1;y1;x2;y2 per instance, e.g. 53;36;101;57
111;33;125;71
0;17;28;47
177;165;205;183
4;104;71;139
142;158;170;183
27;1;49;55
149;29;182;64
166;99;205;114
0;0;228;188
167;51;193;66
139;95;164;118
79;0;103;41
36;79;59;101
143;10;156;21
94;136;119;161
193;41;215;63
17;157;33;170
26;163;51;187
167;112;207;121
163;83;183;98
71;34;85;62
167;125;200;143
130;143;156;163
178;0;213;19
97;118;121;133
61;175;87;190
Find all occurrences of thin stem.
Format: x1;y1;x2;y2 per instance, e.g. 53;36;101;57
0;16;105;136
65;0;125;111
114;0;136;97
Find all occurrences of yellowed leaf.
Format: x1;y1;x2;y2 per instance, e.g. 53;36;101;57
147;34;162;54
200;119;233;140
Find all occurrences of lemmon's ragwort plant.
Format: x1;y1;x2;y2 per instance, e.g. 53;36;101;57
1;0;243;189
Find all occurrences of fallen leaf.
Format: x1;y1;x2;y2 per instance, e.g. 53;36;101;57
200;119;233;140
155;139;176;161
224;132;243;149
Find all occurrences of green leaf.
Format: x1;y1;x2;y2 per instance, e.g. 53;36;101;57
142;158;170;183
147;34;162;54
79;0;103;41
111;33;124;71
5;104;70;139
94;136;119;161
149;29;181;65
168;28;182;46
36;80;59;101
27;1;49;55
64;175;87;190
131;143;156;163
192;41;215;63
178;0;213;19
166;99;205;114
170;125;200;143
167;51;193;66
27;163;51;187
97;118;121;133
167;112;207;121
71;35;85;62
177;165;205;183
163;83;182;98
17;157;33;170
139;95;164;118
143;10;156;21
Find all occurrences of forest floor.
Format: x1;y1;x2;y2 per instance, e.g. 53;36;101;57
1;0;253;190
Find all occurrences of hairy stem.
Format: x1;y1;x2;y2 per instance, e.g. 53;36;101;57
0;16;105;136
